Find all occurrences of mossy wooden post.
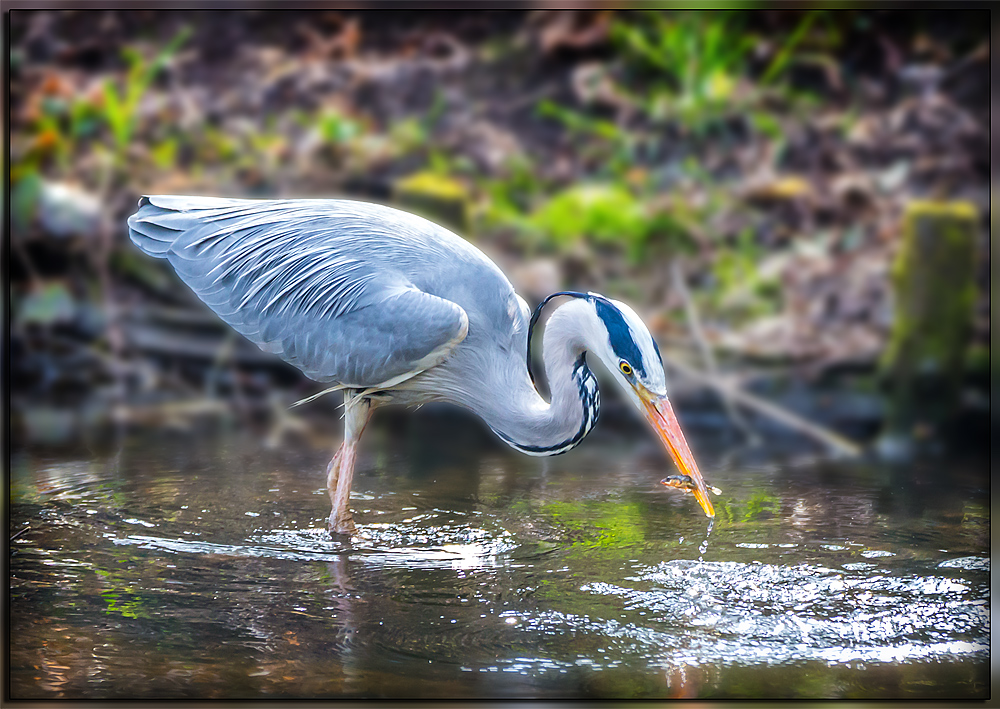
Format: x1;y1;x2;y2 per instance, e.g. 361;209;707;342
393;172;470;235
878;201;978;458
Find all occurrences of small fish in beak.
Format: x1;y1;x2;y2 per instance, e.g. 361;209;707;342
637;391;717;518
661;474;722;496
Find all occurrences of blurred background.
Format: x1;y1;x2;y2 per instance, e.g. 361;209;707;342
8;7;991;458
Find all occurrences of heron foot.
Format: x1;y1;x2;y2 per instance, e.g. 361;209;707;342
328;513;356;536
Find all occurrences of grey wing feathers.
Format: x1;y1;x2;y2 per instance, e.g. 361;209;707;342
127;195;469;387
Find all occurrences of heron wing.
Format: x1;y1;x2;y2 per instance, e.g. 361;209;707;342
127;195;469;387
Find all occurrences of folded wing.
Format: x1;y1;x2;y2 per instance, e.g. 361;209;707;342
127;195;469;387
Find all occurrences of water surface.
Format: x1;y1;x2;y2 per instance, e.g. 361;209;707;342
9;413;989;699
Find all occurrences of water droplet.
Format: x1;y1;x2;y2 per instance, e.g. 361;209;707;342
698;518;714;558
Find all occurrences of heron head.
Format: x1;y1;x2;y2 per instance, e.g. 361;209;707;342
532;292;714;518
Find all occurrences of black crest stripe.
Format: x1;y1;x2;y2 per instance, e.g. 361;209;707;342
592;297;646;378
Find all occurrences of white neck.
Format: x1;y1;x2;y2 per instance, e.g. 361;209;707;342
460;299;604;456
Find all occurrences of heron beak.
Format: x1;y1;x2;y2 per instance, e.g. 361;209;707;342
638;391;715;518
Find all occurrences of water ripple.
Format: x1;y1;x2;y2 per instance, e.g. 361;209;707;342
558;558;989;668
108;515;519;572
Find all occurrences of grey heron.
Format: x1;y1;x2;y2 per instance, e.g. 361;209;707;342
127;196;715;533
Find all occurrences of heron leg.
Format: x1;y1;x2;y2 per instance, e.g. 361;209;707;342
327;392;375;535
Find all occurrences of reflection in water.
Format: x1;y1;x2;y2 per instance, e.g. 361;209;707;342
8;426;989;699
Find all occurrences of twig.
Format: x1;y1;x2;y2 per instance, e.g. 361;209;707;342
663;354;863;459
10;525;30;542
92;153;126;402
670;259;760;445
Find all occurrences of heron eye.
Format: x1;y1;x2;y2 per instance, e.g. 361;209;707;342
619;361;633;376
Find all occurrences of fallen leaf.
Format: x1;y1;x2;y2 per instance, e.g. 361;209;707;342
744;175;812;203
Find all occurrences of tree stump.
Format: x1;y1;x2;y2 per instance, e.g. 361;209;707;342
877;200;978;459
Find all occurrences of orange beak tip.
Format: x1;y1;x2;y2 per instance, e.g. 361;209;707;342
645;395;716;519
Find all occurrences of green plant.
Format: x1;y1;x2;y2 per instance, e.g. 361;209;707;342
537;100;637;178
610;10;823;132
537;99;623;143
101;27;191;160
316;108;362;145
527;184;647;253
759;11;821;86
611;10;754;129
484;177;704;263
476;155;549;231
